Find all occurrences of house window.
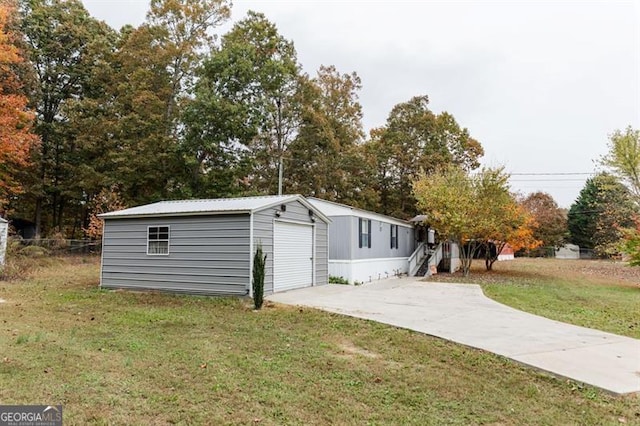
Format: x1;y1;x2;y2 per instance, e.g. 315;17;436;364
147;226;169;255
359;218;371;248
390;225;399;249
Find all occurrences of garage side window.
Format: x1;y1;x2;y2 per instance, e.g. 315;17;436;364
358;218;371;248
390;224;398;249
147;226;170;255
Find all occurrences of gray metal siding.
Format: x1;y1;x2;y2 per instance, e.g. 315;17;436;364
327;216;352;260
101;215;250;295
315;219;328;286
252;209;274;294
352;217;415;260
253;199;328;293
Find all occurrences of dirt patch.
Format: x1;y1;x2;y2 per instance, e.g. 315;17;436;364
336;341;379;359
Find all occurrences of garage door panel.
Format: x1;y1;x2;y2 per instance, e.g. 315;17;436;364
273;222;313;292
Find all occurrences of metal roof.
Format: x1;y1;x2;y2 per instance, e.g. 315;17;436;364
409;214;429;223
307;198;412;228
99;195;330;222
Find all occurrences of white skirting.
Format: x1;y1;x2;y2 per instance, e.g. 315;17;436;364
329;257;409;284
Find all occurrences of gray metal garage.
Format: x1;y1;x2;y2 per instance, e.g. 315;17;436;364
99;195;329;296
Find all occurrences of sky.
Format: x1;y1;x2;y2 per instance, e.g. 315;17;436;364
82;0;640;208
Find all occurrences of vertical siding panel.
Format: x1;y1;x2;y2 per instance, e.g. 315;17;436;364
252;209;274;294
315;220;329;286
327;216;351;259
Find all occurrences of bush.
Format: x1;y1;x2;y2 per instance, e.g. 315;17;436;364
252;244;267;310
1;238;53;281
620;219;640;266
329;275;349;285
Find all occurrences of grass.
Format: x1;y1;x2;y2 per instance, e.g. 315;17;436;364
0;257;639;424
426;258;640;339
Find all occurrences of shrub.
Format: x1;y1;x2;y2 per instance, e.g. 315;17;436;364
620;218;640;266
0;238;53;280
329;275;350;285
252;244;267;310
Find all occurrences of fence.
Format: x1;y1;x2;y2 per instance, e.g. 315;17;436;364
12;238;102;255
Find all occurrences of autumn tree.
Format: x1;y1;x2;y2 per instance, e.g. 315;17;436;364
620;217;640;266
146;0;231;130
181;11;301;196
368;95;483;218
413;166;533;275
519;191;567;250
476;169;539;270
83;24;176;205
568;173;637;256
286;65;367;204
0;0;38;212
601;126;640;204
18;0;115;236
83;186;126;239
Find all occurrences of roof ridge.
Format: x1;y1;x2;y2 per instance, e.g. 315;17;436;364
156;194;297;204
308;197;411;225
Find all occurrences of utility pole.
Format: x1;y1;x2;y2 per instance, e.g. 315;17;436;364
278;156;283;195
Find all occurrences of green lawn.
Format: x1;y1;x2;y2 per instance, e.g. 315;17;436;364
427;258;640;339
1;258;639;424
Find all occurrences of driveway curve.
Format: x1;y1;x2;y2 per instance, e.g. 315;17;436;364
268;278;640;395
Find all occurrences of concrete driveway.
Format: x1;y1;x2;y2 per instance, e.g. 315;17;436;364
268;278;640;395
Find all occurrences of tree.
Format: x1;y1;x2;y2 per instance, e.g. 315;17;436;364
252;243;266;310
367;95;484;218
474;168;540;271
519;192;567;250
18;0;115;236
413;166;479;275
286;65;366;204
64;0;230;222
146;0;231;130
601;126;640;203
568;173;637;256
83;186;126;240
0;0;39;212
85;24;177;205
181;11;301;196
474;168;538;270
413;166;534;275
620;217;640;266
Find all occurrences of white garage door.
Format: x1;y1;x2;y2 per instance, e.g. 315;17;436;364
273;221;313;292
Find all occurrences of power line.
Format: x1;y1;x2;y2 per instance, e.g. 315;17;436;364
509;172;595;176
510;179;588;182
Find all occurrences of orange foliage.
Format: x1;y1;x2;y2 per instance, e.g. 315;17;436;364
84;187;127;239
508;206;541;252
0;1;39;207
